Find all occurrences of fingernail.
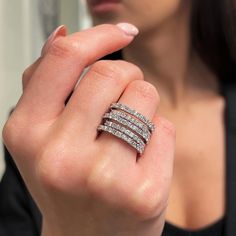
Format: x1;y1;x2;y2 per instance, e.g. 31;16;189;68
41;25;67;56
116;23;139;37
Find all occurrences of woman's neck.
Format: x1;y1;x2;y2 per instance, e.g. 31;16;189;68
122;4;220;109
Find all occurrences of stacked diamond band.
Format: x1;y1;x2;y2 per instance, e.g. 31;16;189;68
97;102;155;155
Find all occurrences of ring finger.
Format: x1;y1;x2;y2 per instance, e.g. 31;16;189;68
97;79;160;162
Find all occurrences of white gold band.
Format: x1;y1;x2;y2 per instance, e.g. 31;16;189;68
97;124;145;154
110;102;155;132
97;103;155;155
103;112;151;143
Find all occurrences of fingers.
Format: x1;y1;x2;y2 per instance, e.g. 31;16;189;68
137;114;175;198
17;23;138;122
97;80;160;165
60;60;144;142
82;80;161;211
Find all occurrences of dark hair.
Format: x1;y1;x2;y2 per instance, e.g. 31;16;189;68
192;0;236;84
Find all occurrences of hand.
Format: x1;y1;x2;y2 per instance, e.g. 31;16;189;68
2;23;175;236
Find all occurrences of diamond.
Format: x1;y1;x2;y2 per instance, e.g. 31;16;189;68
110;103;155;132
97;125;145;154
102;112;151;143
104;120;145;146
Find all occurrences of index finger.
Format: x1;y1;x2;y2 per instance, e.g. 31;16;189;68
16;23;139;122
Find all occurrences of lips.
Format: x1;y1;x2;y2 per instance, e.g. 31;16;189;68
88;0;121;7
87;0;121;7
87;0;122;13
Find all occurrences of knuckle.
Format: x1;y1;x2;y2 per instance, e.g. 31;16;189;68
2;115;24;150
2;120;14;147
22;68;32;89
130;80;159;102
37;145;63;188
86;158;116;196
22;67;30;83
37;140;90;193
120;61;144;81
89;60;144;87
21;58;42;90
48;38;83;58
129;180;167;219
37;143;72;191
90;60;125;86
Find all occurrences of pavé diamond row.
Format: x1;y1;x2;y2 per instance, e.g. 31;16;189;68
102;112;151;143
111;103;155;132
107;110;150;134
103;120;145;147
97;103;155;154
97;124;145;154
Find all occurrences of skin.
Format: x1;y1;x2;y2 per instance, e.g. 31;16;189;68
2;0;224;236
3;24;175;236
88;0;225;230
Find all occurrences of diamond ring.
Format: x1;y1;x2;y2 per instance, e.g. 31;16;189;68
97;102;155;155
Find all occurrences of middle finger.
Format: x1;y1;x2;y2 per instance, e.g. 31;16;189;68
61;60;144;142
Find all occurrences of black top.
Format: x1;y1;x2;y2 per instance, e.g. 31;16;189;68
163;216;225;236
0;61;235;236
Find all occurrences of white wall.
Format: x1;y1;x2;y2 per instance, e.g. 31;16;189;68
0;0;44;178
0;0;91;179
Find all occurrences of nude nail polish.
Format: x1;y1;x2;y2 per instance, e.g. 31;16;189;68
116;23;139;37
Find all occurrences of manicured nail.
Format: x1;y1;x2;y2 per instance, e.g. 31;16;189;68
41;25;67;56
116;23;139;37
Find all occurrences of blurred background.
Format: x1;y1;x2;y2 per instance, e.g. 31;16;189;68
0;0;92;178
